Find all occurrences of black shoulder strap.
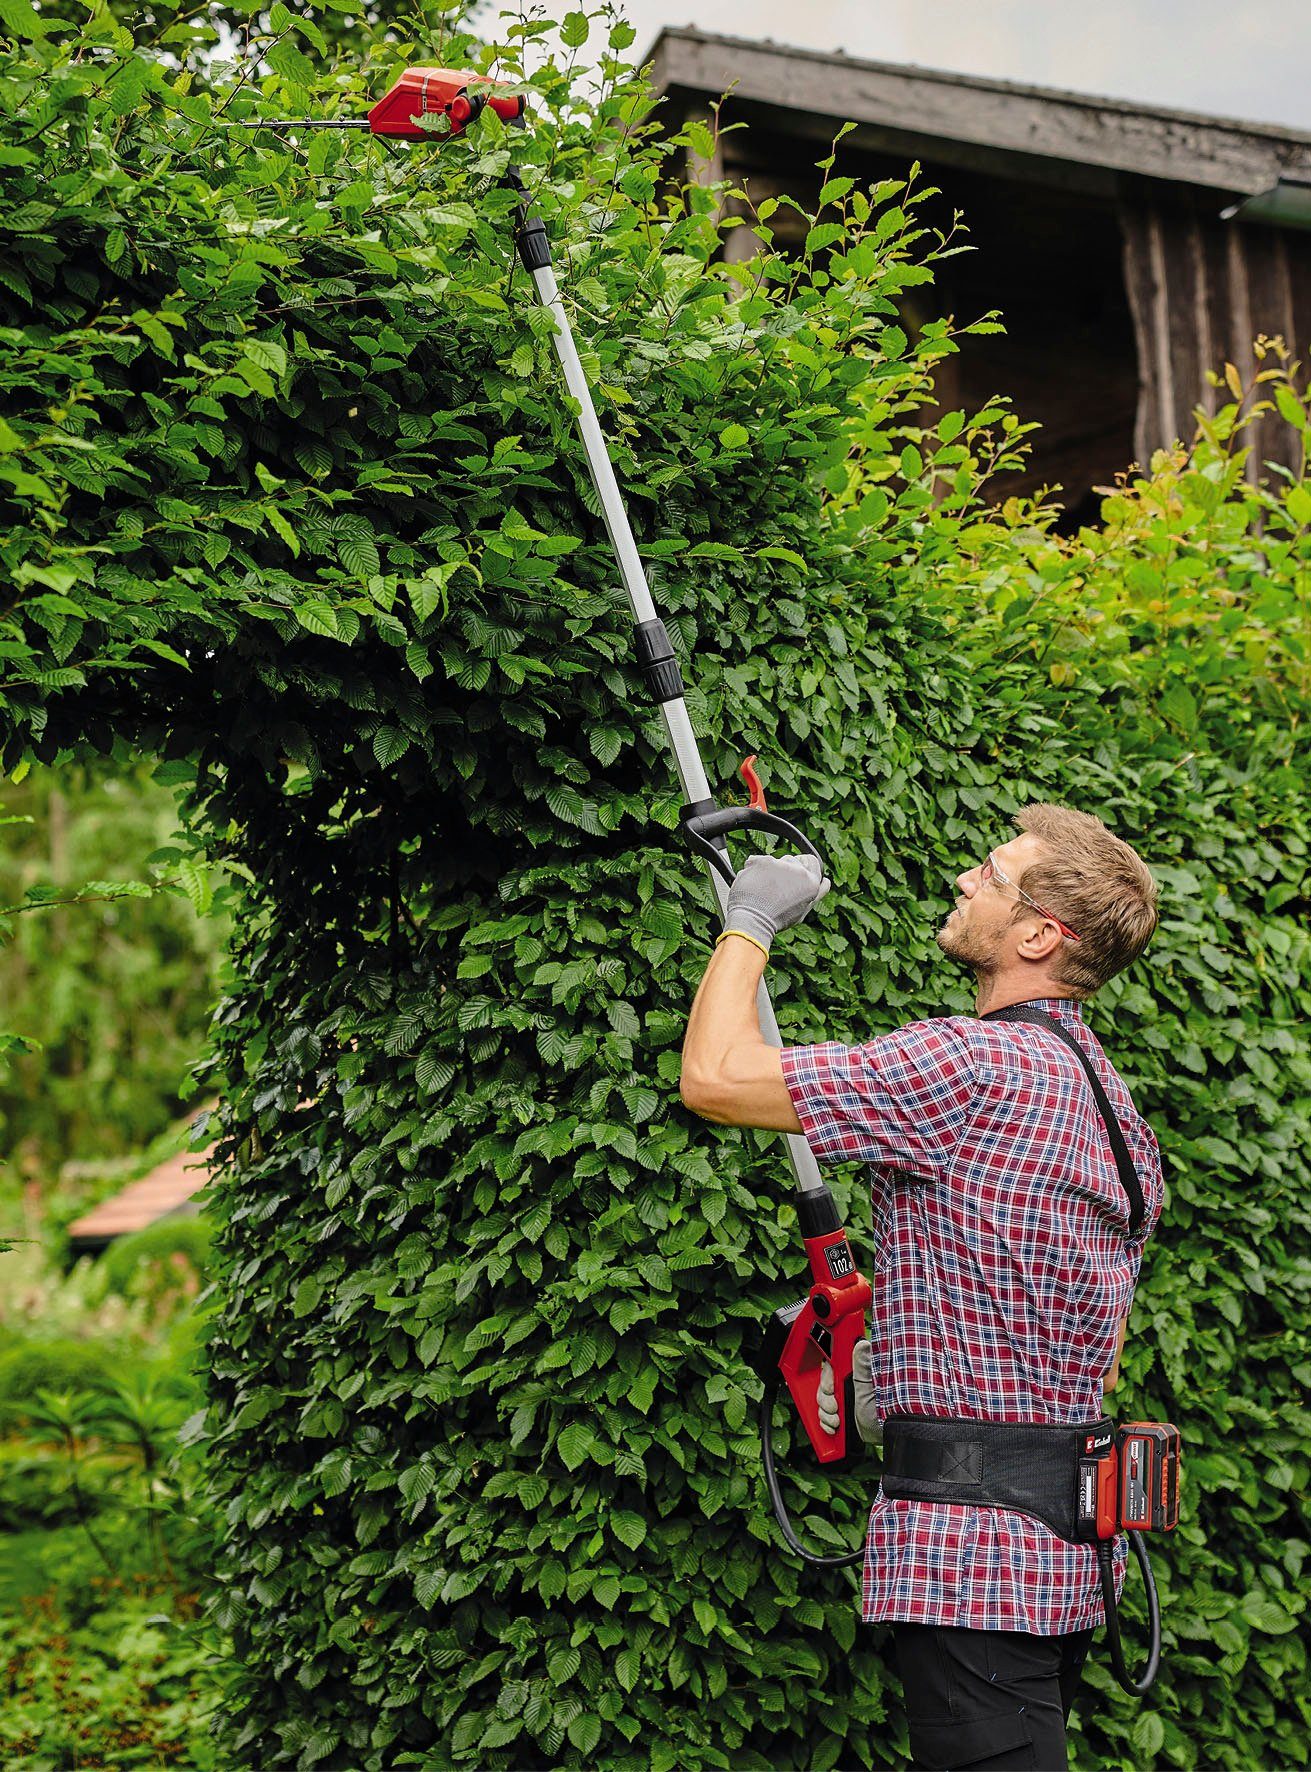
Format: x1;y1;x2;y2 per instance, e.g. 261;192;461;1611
983;1004;1145;1235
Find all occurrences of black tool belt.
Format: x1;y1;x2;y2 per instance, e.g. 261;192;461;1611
881;1413;1114;1543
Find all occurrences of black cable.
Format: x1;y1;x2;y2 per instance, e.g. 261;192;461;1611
758;1379;865;1568
1097;1531;1161;1695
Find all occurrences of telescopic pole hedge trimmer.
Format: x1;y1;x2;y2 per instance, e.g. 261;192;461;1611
236;69;1176;1686
236;63;870;1567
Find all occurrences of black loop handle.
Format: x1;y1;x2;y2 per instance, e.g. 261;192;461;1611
678;806;824;888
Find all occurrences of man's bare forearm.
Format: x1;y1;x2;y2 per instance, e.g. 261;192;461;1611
682;935;769;1089
680;935;801;1132
679;852;828;1132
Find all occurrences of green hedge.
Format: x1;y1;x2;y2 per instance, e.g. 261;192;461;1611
0;5;1307;1769
93;1215;211;1308
0;1338;117;1428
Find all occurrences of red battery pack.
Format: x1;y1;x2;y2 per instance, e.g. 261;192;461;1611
1117;1422;1180;1532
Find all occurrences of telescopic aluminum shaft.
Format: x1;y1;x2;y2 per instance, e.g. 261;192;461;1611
519;222;826;1198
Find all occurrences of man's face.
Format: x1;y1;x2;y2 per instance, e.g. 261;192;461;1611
936;833;1050;971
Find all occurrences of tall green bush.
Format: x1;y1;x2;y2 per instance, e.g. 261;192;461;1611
0;5;1306;1769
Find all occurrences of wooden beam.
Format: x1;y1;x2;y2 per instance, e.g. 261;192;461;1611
1225;224;1256;485
1201;224;1235;418
648;28;1311;198
725;113;1121;202
1290;244;1311;389
1147;209;1178;446
1163;217;1206;446
1121;207;1162;466
1242;228;1299;477
1187;216;1216;427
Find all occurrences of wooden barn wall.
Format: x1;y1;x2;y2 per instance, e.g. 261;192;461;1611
1121;201;1311;477
687;100;1311;491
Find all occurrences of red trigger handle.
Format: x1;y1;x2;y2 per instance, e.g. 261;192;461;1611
678;759;823;887
740;755;767;812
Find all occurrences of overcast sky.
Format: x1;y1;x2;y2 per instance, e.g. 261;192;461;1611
614;0;1310;132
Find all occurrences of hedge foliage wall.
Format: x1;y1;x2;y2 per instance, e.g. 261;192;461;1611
1;5;1307;1768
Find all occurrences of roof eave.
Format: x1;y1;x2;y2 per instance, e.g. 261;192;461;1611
645;27;1311;199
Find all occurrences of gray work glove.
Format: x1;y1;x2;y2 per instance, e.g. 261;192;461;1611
721;853;830;955
817;1339;880;1446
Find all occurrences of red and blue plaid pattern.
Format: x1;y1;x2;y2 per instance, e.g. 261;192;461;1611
780;997;1162;1633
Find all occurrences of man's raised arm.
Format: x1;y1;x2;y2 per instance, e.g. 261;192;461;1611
678;853;828;1133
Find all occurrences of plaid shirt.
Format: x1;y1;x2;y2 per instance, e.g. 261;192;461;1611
780;997;1163;1634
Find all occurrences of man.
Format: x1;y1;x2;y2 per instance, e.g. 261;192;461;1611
680;803;1162;1772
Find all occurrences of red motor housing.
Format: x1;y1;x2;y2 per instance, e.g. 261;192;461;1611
773;1215;871;1465
366;68;525;139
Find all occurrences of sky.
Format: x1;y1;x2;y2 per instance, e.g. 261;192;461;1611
610;0;1311;133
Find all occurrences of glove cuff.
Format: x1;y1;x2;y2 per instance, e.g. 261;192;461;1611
720;905;775;952
716;927;771;959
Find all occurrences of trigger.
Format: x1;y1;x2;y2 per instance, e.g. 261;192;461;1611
739;755;767;812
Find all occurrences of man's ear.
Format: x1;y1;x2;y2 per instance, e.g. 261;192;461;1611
1017;918;1064;963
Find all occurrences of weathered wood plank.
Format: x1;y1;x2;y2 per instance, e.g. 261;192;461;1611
1146;209;1181;444
1242;227;1299;475
1223;226;1262;482
649;28;1311;196
1200;220;1236;417
1268;233;1301;475
1121;205;1164;464
1159;213;1209;444
1185;215;1216;428
1241;227;1294;345
1288;236;1311;362
1275;231;1298;345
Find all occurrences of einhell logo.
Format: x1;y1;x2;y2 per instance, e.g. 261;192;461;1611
1084;1428;1113;1456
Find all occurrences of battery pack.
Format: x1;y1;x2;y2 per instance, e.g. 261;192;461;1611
1117;1422;1180;1532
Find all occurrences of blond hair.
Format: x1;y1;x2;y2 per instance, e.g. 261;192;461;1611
1013;804;1158;996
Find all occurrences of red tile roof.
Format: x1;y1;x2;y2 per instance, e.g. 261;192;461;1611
67;1144;215;1245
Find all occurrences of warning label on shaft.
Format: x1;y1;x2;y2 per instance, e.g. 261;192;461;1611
826;1244;855;1281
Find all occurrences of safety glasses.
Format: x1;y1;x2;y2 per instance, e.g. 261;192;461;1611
981;852;1081;943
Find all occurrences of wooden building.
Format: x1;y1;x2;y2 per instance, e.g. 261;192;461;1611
648;29;1311;520
66;1138;212;1255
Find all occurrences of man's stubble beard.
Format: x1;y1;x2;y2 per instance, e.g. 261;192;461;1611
936;914;998;978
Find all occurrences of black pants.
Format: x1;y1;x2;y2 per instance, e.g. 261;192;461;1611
893;1624;1094;1771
